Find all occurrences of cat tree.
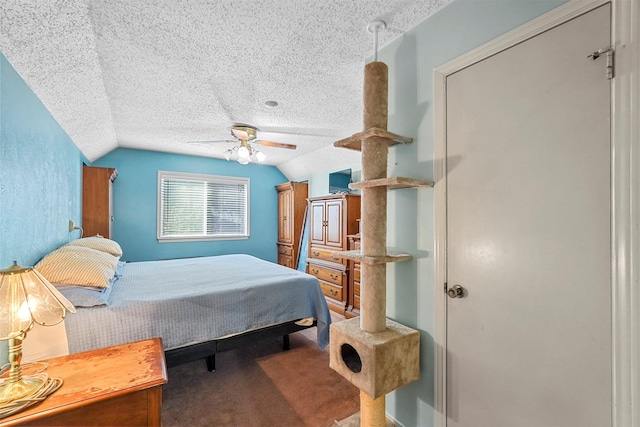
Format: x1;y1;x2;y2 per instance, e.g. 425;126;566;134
329;21;432;426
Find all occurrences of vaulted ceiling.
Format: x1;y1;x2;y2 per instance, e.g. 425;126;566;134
1;0;450;178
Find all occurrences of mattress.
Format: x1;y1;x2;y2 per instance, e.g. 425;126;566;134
63;254;331;354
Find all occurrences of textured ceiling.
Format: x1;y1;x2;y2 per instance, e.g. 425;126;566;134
0;0;450;179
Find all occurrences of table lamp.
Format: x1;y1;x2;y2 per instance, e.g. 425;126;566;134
0;261;75;410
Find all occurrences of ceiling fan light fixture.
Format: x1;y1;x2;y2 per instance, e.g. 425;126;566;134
237;145;250;158
188;123;297;164
232;129;248;140
230;125;257;141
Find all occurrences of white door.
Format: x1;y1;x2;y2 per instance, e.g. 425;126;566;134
445;4;611;426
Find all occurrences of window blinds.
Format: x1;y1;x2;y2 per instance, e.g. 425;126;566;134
158;172;249;240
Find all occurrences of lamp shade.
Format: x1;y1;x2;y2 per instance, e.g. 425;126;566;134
0;263;75;340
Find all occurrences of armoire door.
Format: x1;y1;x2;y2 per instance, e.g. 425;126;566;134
277;188;292;244
324;199;344;248
445;4;611;426
309;200;326;246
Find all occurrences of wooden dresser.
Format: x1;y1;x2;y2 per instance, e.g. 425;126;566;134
276;182;308;269
345;234;361;319
306;194;360;314
82;165;117;238
0;338;167;427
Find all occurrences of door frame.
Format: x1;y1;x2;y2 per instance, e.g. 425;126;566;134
433;0;640;425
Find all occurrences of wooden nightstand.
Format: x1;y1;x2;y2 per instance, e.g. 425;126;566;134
0;338;168;426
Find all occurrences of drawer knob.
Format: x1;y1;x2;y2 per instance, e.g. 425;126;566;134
312;269;319;274
330;289;338;296
330;274;339;280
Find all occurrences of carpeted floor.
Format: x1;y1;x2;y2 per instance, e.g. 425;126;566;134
162;328;359;426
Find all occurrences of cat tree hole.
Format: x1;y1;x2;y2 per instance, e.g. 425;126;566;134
341;343;362;373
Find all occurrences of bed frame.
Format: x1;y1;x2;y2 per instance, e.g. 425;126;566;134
164;319;316;371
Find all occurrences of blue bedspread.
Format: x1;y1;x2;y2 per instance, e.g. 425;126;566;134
65;254;331;353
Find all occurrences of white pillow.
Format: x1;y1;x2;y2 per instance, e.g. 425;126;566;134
35;245;118;289
65;236;123;257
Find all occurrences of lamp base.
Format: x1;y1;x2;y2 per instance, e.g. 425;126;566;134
0;373;63;419
0;374;46;404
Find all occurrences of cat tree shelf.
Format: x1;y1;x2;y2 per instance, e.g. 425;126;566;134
332;250;412;265
350;176;433;190
334;127;413;151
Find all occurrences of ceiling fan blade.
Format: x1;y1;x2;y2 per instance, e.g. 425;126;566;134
254;140;297;150
257;127;340;138
187;139;235;144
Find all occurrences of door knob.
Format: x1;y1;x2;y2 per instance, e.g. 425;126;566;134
447;285;465;299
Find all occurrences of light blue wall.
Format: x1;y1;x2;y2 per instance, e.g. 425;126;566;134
366;1;568;426
0;52;83;269
90;148;288;262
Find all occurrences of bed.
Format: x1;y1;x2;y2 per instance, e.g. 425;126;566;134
31;238;331;371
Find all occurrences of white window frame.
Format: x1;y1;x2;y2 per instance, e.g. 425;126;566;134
157;170;250;242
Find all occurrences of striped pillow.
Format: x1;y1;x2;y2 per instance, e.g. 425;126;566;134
66;236;123;257
35;246;118;289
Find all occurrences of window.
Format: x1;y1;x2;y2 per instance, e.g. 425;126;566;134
157;171;249;241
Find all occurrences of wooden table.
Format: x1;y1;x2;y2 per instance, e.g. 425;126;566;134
0;338;168;426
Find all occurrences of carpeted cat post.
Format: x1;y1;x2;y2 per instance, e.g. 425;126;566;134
329;21;431;427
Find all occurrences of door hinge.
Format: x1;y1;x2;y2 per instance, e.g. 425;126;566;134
588;47;614;80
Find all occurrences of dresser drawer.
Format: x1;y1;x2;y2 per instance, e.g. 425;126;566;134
353;278;360;309
308;265;343;286
309;247;342;263
353;265;360;282
278;244;293;256
319;280;343;301
278;253;293;269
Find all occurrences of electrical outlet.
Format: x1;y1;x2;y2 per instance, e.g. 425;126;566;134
69;220;76;232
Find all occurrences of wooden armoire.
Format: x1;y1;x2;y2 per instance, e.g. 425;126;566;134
82;165;117;238
305;194;360;314
276;182;308;269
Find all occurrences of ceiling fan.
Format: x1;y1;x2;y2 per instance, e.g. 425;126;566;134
189;124;297;165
